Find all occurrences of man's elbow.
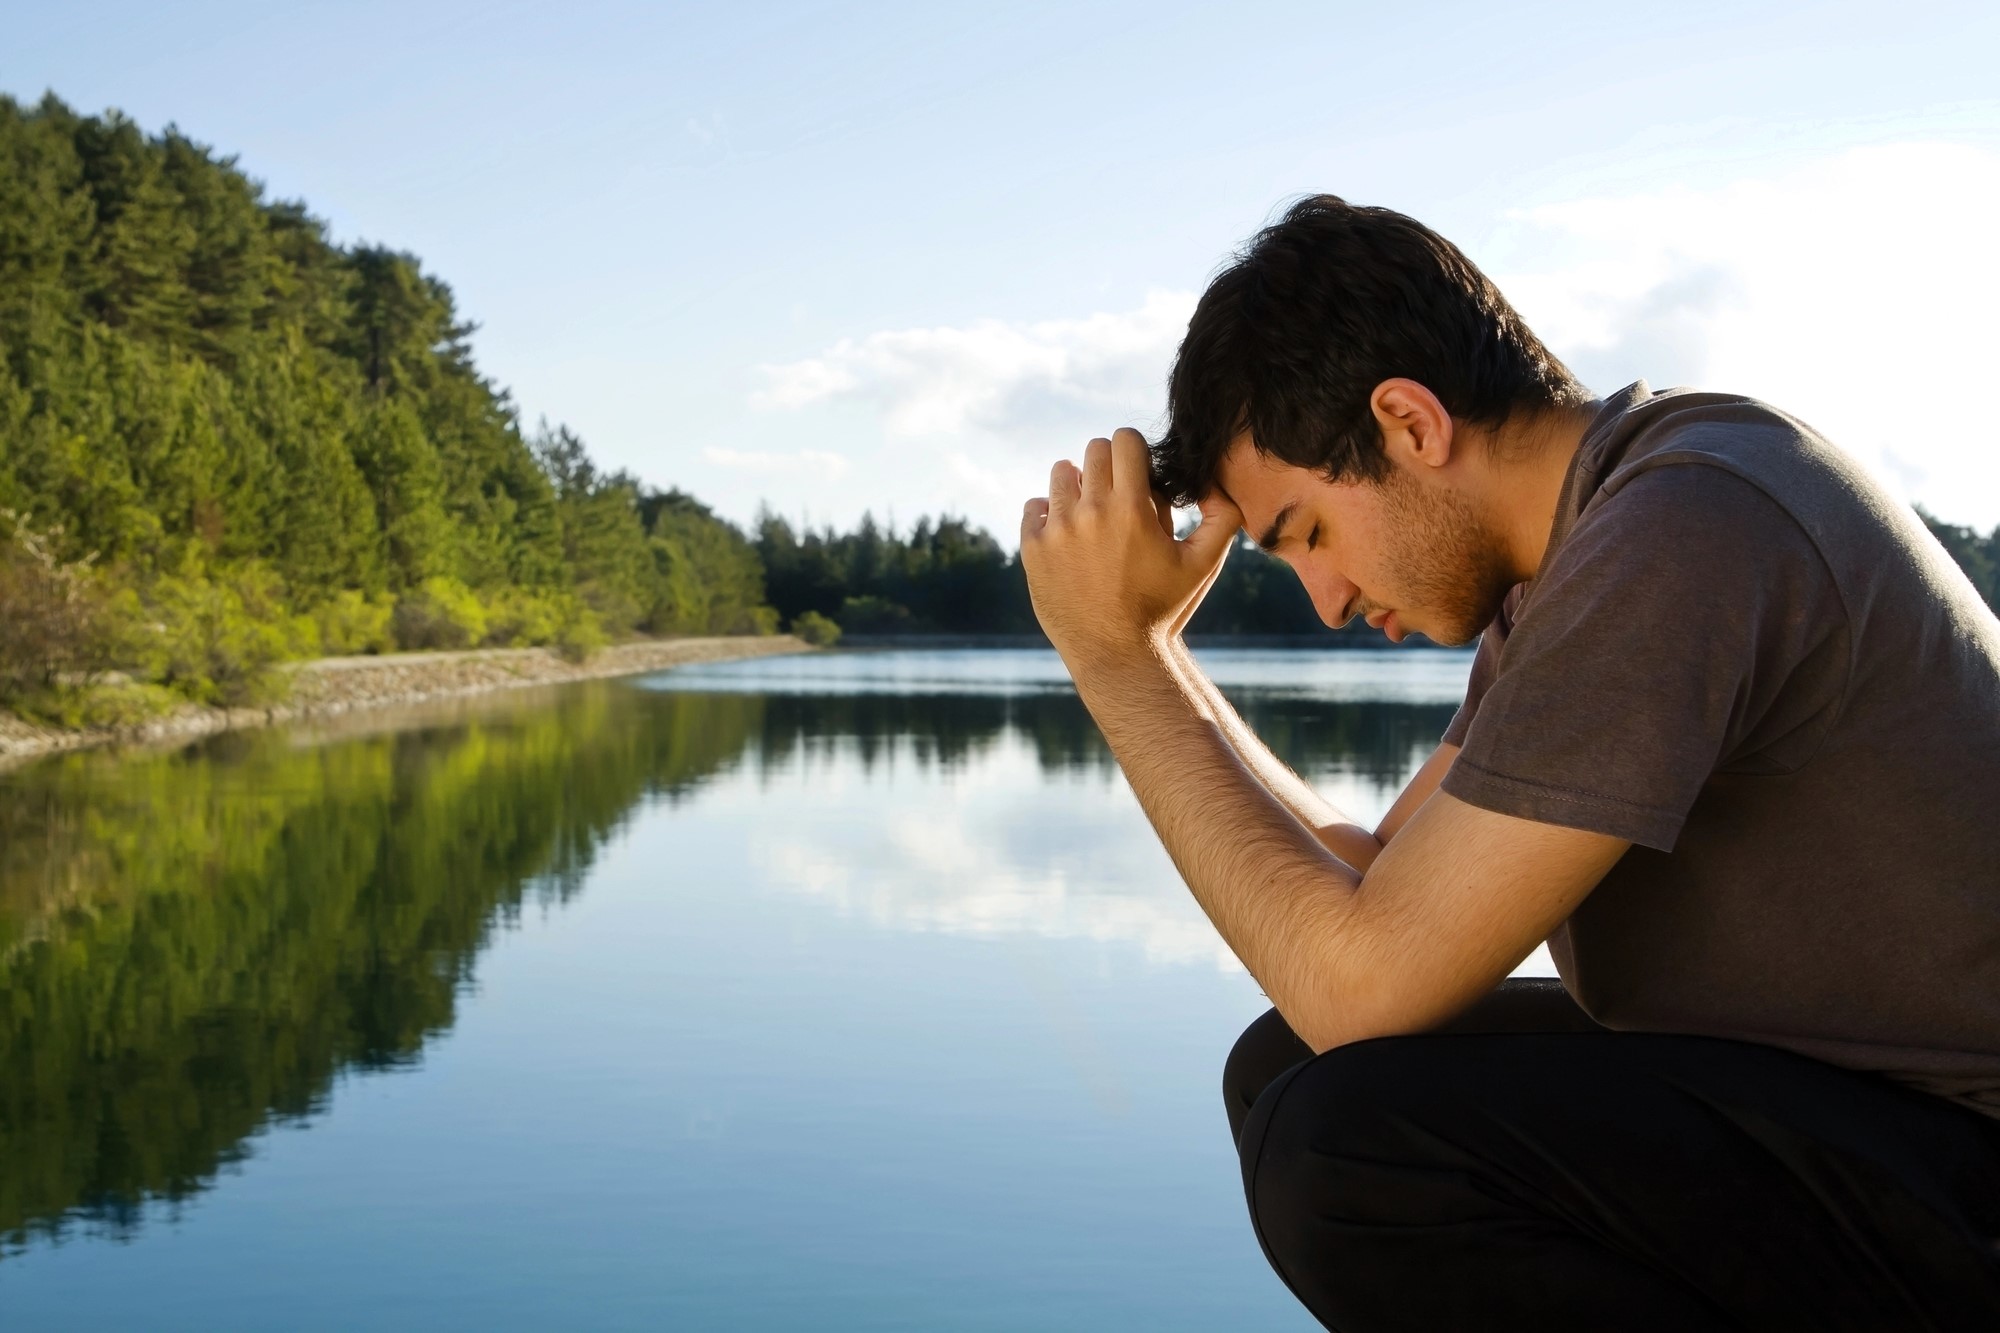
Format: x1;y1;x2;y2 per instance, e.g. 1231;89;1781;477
1289;1013;1398;1057
1276;943;1462;1056
1278;982;1426;1056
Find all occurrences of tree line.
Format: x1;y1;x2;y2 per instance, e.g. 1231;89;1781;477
753;508;1386;642
1921;511;2000;611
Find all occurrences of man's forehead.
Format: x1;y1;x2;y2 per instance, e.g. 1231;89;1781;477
1215;441;1307;535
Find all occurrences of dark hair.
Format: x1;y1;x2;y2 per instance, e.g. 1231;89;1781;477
1151;194;1586;503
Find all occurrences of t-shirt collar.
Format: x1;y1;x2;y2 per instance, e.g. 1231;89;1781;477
1535;379;1653;581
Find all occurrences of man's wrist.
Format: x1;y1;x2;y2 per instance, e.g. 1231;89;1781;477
1060;627;1176;694
1065;629;1225;744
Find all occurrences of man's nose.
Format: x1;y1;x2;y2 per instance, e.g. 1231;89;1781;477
1307;574;1359;629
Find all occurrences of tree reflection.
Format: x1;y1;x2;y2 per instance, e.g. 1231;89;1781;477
749;688;1452;788
0;683;762;1255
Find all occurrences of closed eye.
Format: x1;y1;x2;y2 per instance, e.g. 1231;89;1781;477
1306;523;1321;553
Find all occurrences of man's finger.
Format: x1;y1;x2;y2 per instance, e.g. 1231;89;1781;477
1048;460;1082;513
1082;437;1113;499
1182;493;1244;567
1111;428;1151;500
1020;496;1050;546
1152;492;1176;539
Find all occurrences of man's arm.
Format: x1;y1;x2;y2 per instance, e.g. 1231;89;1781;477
1375;741;1457;846
1076;644;1623;1051
1161;636;1407;873
1020;430;1623;1050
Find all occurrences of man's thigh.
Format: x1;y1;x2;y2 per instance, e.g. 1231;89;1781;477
1236;1028;2000;1331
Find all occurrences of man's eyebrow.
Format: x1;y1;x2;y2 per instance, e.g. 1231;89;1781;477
1256;501;1299;553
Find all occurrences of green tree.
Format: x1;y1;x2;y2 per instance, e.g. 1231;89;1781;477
0;92;777;714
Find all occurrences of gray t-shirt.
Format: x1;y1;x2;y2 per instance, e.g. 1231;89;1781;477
1440;381;2000;1117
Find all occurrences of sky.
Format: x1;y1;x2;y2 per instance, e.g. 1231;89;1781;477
7;0;2000;538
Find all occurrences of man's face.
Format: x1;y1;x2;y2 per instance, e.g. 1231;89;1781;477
1212;437;1512;647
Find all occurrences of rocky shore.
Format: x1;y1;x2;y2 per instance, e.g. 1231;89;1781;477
0;635;810;768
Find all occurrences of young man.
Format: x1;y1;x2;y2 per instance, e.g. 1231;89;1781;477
1018;196;2000;1330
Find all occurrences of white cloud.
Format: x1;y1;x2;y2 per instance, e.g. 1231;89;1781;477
701;445;851;478
1492;141;2000;527
753;289;1196;441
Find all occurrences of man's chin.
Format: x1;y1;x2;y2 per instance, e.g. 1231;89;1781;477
1426;602;1502;647
1409;622;1472;648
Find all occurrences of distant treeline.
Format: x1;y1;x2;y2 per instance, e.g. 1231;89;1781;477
0;93;767;721
755;508;1382;642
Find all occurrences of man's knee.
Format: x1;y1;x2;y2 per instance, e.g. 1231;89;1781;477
1222;1007;1313;1147
1239;1037;1432;1209
1236;1038;1454;1323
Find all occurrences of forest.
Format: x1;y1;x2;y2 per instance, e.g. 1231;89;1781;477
4;92;1998;726
0;93;769;722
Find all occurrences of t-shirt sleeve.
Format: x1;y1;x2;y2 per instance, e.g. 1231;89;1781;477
1439;463;1847;851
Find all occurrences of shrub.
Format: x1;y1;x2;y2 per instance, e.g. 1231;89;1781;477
482;587;566;648
834;595;912;636
554;605;607;663
391;577;489;651
0;511;115;708
69;678;181;730
791;610;842;647
314;590;396;656
139;568;304;707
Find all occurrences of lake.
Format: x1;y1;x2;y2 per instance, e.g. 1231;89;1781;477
0;647;1485;1331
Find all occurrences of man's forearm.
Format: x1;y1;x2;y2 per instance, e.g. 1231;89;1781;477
1072;637;1365;1033
1162;636;1386;872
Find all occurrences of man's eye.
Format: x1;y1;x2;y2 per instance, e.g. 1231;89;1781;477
1306;524;1321;552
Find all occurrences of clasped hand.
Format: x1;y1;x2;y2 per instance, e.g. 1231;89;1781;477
1019;427;1243;669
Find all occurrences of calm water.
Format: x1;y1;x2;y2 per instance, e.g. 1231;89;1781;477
0;647;1478;1331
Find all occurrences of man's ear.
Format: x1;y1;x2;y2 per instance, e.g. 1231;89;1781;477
1369;379;1454;471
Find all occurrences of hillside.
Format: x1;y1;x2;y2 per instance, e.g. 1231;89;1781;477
0;93;769;721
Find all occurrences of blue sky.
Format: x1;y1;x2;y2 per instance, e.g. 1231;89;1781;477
8;1;1999;535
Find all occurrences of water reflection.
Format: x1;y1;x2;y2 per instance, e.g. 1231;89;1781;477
0;684;762;1255
743;686;1455;789
733;690;1455;969
0;650;1462;1271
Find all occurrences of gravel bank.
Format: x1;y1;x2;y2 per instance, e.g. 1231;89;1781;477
0;635;811;768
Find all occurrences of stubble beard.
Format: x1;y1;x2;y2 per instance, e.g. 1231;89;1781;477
1376;469;1515;647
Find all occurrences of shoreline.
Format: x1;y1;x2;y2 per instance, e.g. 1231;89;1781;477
0;635;812;769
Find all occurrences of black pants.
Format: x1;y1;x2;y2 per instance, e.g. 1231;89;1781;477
1224;980;2000;1331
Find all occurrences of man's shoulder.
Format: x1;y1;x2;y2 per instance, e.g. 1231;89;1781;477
1563;385;1943;611
1576;378;1888;544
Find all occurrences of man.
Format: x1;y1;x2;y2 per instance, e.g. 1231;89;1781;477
1018;195;2000;1330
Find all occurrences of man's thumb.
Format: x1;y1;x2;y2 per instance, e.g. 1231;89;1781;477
1183;496;1242;563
